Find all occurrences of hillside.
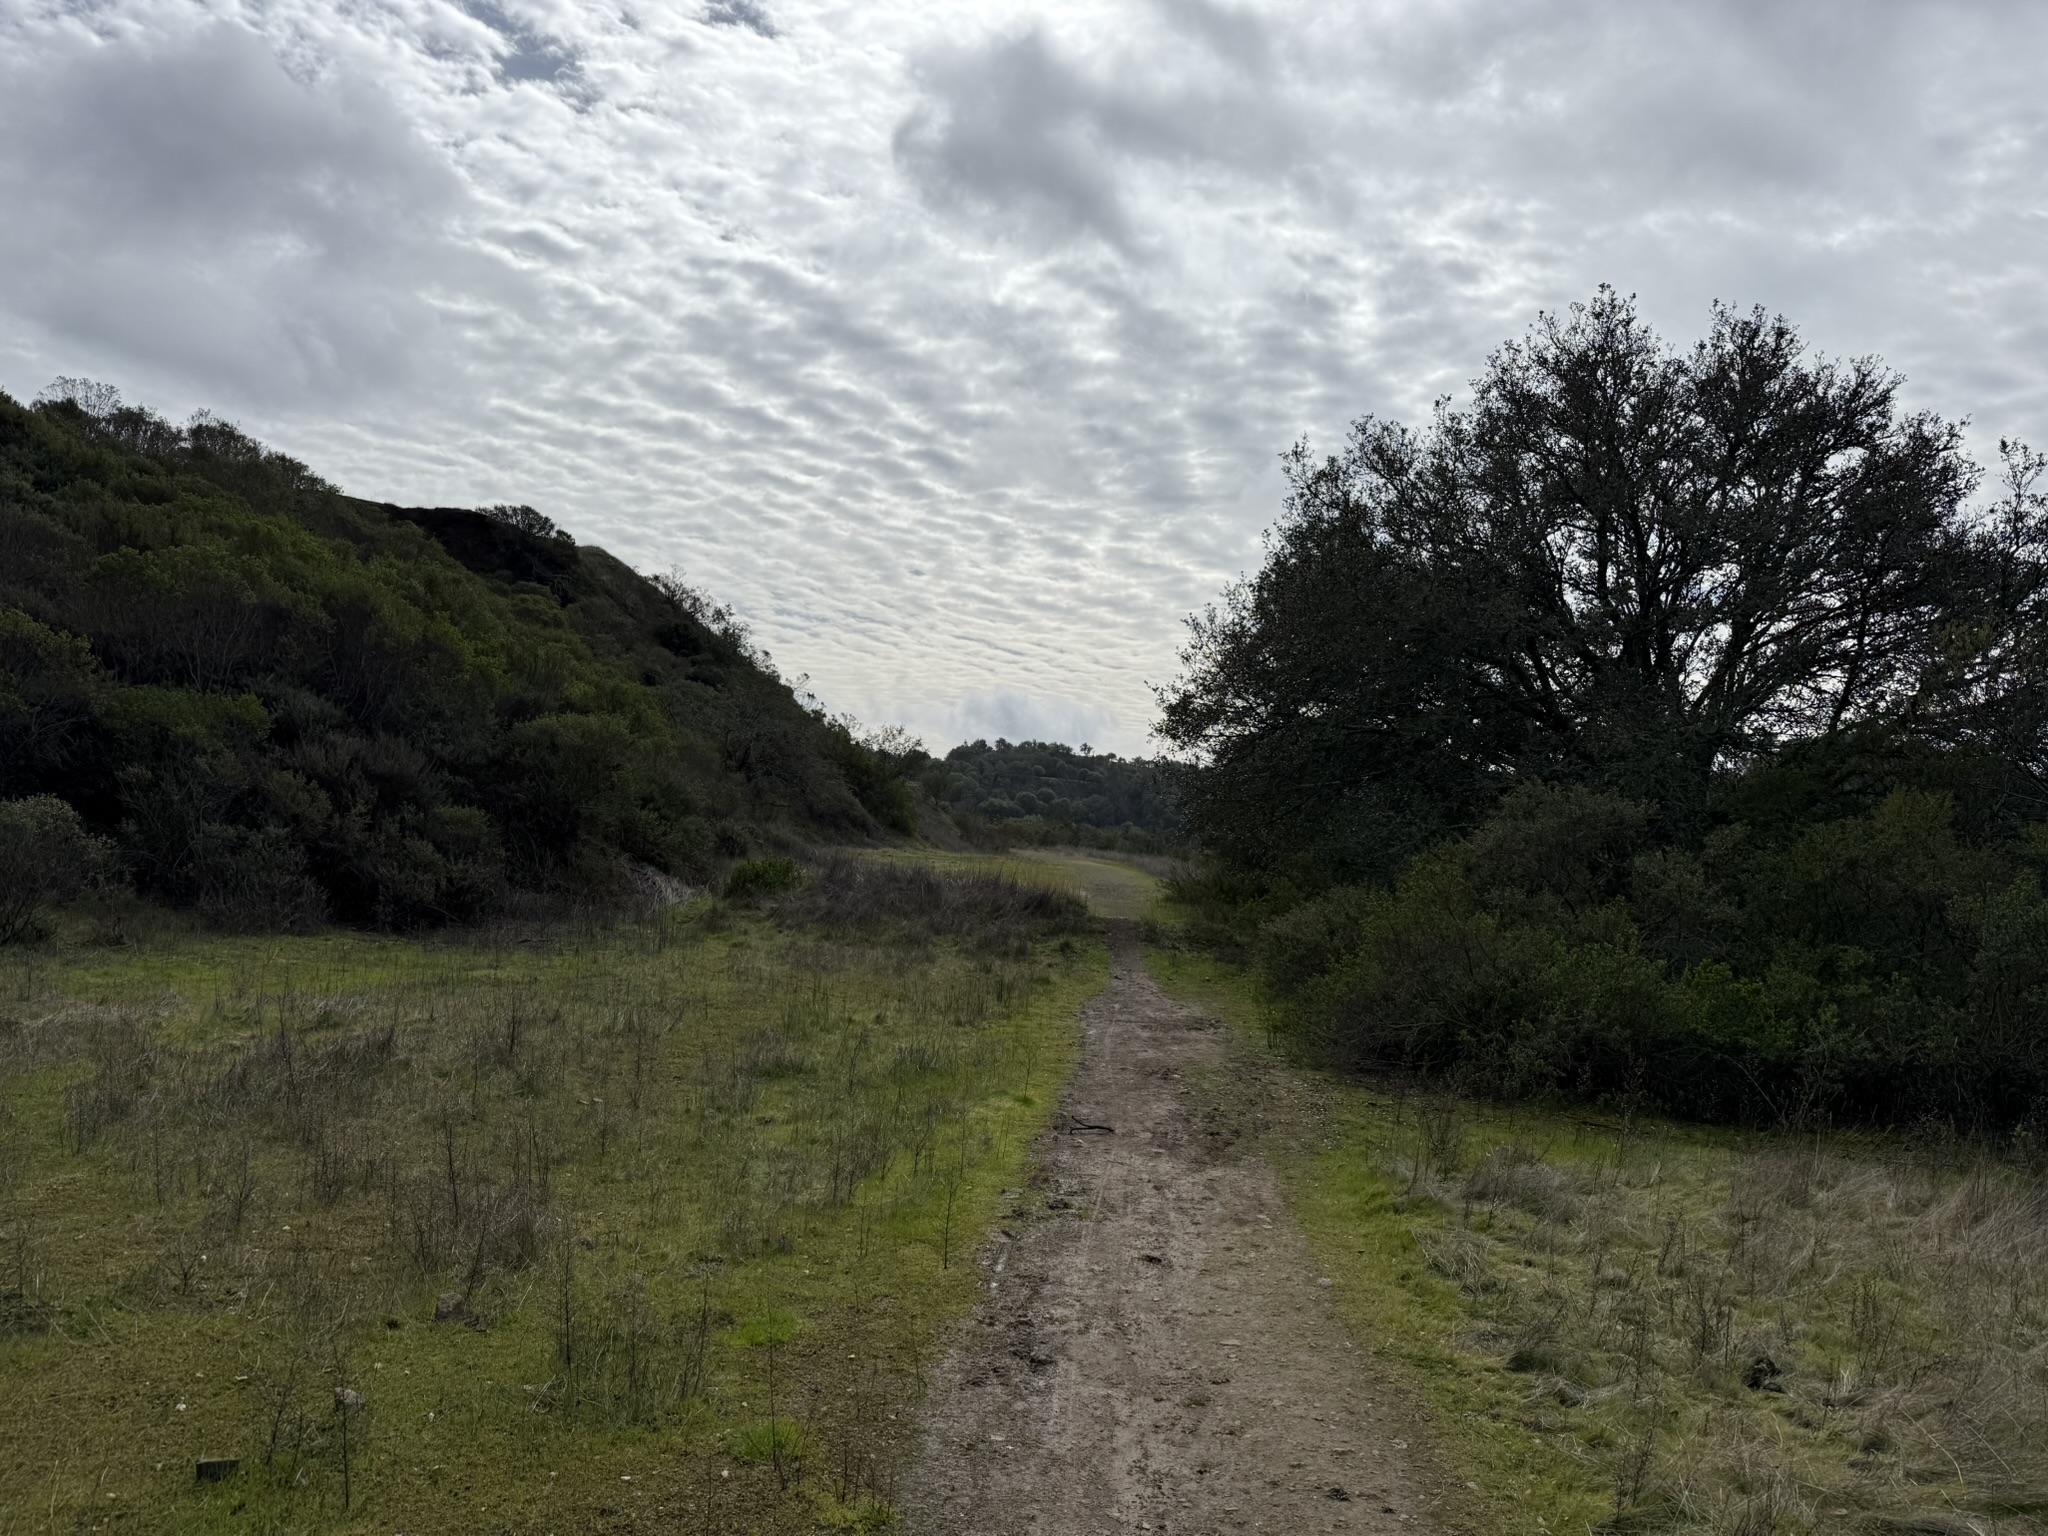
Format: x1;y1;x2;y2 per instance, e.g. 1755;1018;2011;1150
0;386;908;928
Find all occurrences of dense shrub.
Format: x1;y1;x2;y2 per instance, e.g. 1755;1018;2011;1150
1164;296;2048;1137
1264;783;2048;1132
0;794;121;942
0;385;913;929
923;738;1181;843
724;857;803;900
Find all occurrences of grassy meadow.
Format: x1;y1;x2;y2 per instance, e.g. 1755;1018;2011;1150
1148;943;2048;1536
11;839;2043;1536
0;868;1104;1534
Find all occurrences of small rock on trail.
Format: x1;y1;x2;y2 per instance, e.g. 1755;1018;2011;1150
902;922;1439;1534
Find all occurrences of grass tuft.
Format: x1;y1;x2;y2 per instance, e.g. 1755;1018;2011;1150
731;1416;811;1465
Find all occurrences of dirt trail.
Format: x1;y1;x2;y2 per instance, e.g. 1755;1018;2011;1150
903;922;1439;1535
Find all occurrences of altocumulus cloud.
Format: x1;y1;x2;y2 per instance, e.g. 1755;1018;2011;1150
0;19;479;404
3;0;2048;754
893;12;1297;252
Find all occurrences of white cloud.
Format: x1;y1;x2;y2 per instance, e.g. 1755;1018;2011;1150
4;0;2047;754
893;15;1297;252
0;17;481;403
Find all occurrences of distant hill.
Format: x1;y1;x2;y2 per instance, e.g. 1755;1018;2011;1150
924;738;1181;843
0;385;910;928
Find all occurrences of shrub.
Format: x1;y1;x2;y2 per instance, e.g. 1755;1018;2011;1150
188;823;327;934
724;857;803;900
1257;885;1377;996
1459;784;1649;916
1270;783;2048;1131
0;387;925;930
0;795;120;942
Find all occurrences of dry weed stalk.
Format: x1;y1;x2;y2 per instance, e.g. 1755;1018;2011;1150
1384;1095;2048;1534
2;871;1079;1523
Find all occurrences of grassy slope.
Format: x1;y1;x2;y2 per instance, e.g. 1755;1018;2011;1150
858;848;1160;921
1146;943;2048;1536
0;910;1106;1534
872;849;1158;917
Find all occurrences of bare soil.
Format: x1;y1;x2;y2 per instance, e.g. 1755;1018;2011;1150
903;924;1442;1535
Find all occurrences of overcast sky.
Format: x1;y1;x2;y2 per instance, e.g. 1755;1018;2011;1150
4;0;2045;754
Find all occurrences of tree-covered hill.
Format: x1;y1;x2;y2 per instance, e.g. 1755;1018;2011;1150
0;384;909;928
924;738;1181;840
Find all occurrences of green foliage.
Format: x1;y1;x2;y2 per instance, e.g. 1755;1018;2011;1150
1261;783;2048;1131
480;502;572;545
725;857;803;900
1159;296;2048;1134
0;383;906;929
925;738;1181;844
1256;883;1378;994
809;1490;899;1532
821;719;920;835
730;1417;810;1466
733;1309;802;1349
0;608;99;787
1160;291;2047;883
0;795;120;942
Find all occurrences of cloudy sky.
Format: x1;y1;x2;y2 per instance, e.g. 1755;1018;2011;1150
4;0;2045;753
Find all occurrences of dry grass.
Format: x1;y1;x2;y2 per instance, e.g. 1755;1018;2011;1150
0;881;1103;1533
1148;944;2048;1536
1394;1110;2048;1535
777;852;1088;943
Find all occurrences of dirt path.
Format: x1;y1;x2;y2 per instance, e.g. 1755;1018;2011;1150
902;923;1440;1535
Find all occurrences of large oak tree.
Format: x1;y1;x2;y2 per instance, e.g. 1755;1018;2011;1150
1159;291;2048;878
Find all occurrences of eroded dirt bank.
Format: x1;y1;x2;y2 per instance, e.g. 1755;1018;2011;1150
903;924;1442;1535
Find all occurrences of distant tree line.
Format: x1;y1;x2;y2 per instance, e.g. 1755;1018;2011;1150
923;738;1182;846
0;382;911;933
1159;292;2048;1134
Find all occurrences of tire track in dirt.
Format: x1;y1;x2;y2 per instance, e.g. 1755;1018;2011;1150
903;922;1441;1535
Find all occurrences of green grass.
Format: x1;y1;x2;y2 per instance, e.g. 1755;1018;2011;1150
0;900;1106;1533
859;846;1164;921
1006;851;1161;919
1146;943;2048;1536
857;847;1069;884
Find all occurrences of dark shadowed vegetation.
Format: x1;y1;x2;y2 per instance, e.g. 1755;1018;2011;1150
1160;293;2048;1135
0;381;915;933
919;737;1182;851
0;794;121;944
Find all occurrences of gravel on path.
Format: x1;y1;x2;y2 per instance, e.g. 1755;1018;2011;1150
902;922;1443;1535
